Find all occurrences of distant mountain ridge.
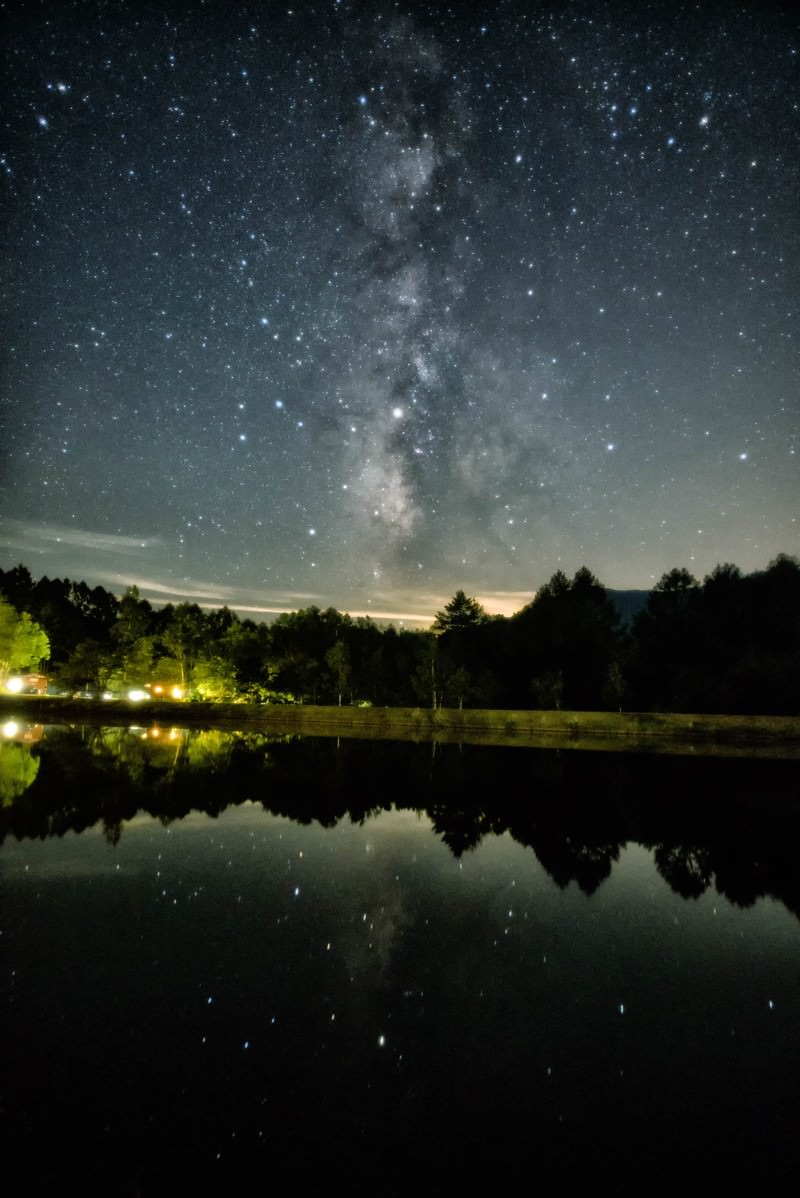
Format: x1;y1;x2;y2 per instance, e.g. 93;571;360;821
608;590;649;627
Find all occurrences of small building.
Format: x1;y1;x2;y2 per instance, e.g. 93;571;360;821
4;673;48;695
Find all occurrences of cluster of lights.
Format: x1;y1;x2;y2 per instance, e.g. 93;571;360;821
147;683;185;700
1;677;184;701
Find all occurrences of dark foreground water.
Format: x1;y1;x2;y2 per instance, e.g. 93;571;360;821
2;720;800;1193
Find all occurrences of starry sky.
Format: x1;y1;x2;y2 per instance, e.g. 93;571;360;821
2;0;797;623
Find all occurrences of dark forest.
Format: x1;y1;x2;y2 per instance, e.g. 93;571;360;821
1;555;798;714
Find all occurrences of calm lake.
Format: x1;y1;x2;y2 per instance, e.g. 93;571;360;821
3;718;799;1192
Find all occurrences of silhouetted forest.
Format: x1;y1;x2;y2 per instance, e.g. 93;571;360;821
1;555;798;714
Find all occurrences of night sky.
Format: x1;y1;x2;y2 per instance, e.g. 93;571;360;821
2;1;797;623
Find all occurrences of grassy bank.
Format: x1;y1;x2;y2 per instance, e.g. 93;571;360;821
3;695;800;757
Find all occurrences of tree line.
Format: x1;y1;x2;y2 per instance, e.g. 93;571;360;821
0;555;798;714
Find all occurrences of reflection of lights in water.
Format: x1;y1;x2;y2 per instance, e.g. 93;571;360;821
141;725;183;741
1;720;42;743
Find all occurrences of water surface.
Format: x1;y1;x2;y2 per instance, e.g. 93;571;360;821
3;722;799;1191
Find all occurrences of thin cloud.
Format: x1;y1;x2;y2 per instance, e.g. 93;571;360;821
367;588;537;623
0;520;164;555
475;590;537;617
98;571;328;614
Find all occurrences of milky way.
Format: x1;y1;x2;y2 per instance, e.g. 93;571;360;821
1;1;797;621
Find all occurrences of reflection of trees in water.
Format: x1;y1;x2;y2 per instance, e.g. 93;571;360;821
0;742;40;803
654;845;713;899
183;728;234;769
86;724;185;782
531;838;622;896
2;724;800;921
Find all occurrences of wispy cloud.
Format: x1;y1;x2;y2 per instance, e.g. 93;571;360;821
97;573;234;603
0;521;534;623
96;571;329;615
345;587;536;626
0;519;164;556
364;587;536;623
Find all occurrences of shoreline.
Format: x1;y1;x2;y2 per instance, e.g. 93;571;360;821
3;695;800;758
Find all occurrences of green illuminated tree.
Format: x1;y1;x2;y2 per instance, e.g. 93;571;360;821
110;587;155;687
156;603;205;689
0;598;50;676
191;655;239;701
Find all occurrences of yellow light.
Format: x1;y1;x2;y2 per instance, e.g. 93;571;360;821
6;676;24;694
171;686;184;700
2;721;19;738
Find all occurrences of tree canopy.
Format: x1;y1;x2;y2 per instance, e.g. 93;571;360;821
0;598;50;676
510;568;619;709
433;590;489;632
